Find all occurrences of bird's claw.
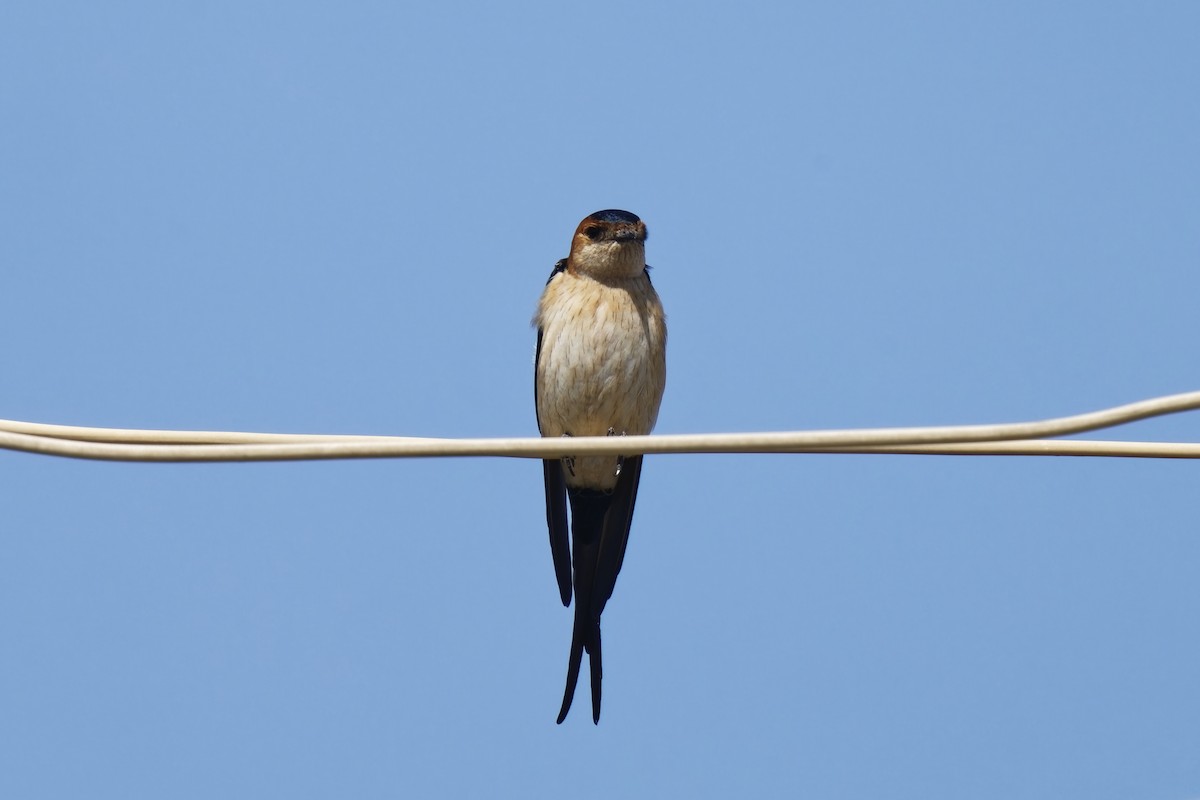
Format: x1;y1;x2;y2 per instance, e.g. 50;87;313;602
608;428;627;477
560;433;575;477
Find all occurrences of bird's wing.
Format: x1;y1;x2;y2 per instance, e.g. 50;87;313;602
593;455;642;617
542;456;571;607
536;259;572;606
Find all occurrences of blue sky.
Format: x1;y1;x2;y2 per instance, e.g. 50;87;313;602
2;2;1199;798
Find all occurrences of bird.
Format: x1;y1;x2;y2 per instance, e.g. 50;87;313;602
533;209;667;724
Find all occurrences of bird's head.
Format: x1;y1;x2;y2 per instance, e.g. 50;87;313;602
568;209;648;280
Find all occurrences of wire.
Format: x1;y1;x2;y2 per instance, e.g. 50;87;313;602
0;390;1198;463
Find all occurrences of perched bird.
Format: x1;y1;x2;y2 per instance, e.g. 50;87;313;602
533;209;667;724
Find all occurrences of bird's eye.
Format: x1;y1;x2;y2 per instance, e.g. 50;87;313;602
583;226;603;240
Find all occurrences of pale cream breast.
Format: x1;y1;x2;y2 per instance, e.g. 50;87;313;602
535;270;667;489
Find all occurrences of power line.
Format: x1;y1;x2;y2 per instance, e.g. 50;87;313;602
1;390;1199;463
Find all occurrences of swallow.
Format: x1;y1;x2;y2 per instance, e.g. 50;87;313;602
533;209;667;724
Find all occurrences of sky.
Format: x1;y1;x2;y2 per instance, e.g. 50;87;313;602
2;2;1199;797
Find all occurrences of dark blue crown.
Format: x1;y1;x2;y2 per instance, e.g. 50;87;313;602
587;209;640;224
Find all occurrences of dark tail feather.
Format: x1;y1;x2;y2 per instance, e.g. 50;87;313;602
556;490;610;724
589;623;602;723
556;606;586;724
556;600;603;725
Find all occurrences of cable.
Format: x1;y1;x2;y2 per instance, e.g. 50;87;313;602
1;390;1198;463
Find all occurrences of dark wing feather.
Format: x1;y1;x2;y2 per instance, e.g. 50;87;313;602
592;455;642;617
542;459;571;606
536;259;572;606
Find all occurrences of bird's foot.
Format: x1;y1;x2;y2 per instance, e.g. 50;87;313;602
560;433;575;477
607;428;628;477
